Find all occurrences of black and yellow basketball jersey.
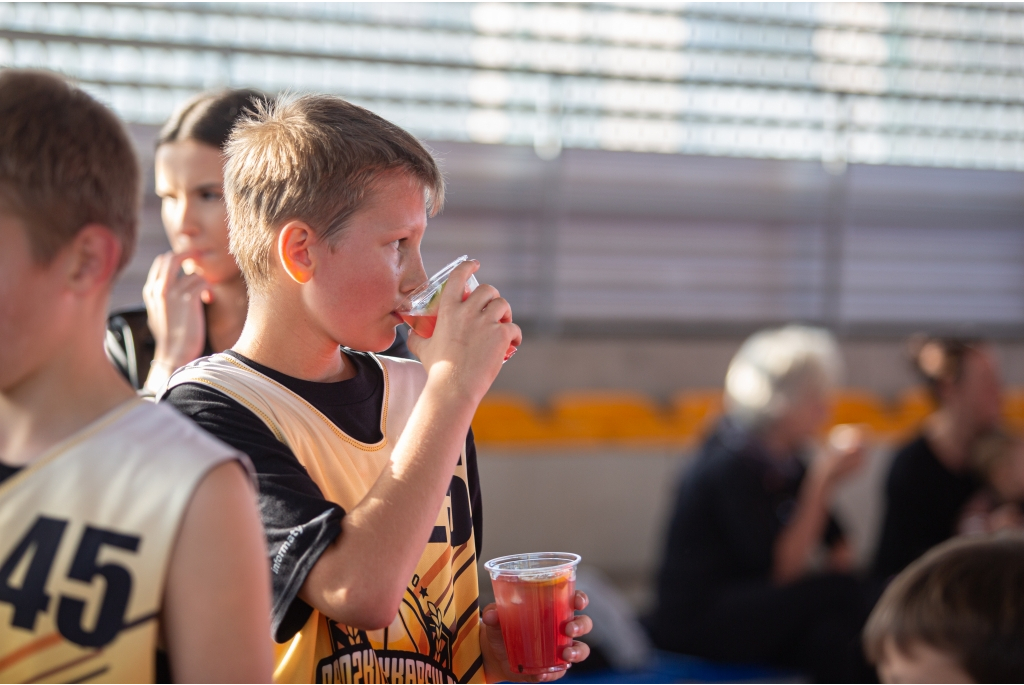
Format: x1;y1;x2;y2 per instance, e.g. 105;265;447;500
165;353;484;684
0;399;243;683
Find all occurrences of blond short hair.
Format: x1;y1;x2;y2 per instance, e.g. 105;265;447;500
224;94;445;294
0;69;139;272
724;325;842;429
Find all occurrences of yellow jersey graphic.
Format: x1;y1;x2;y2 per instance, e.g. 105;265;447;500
0;400;242;683
166;353;484;684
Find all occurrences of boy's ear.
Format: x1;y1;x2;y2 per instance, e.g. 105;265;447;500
278;220;316;285
65;224;122;294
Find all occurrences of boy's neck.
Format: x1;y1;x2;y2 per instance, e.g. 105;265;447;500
233;296;356;384
0;309;135;468
206;276;249;353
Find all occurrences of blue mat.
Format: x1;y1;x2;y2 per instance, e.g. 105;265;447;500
558;650;799;684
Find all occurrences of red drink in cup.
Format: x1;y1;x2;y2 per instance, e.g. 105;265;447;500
399;312;440;338
484;553;580;675
397;255;517;361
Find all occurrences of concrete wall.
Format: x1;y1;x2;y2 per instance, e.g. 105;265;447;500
477;442;898;612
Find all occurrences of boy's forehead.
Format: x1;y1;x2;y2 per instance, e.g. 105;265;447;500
367;168;427;199
358;171;429;221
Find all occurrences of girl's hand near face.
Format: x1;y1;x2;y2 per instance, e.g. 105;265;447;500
143;250;210;392
407;260;521;405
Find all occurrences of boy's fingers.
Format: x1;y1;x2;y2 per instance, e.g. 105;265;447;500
440;260;479;308
482;296;512;323
506;322;523;349
562;640;590;663
574;590;589;610
480;603;500;626
405;329;425;355
464;282;500;310
565;614;593;637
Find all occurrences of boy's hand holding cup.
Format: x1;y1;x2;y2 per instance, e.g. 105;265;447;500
481;553;593;682
403;256;520;404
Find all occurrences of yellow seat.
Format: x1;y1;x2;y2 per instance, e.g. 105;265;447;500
548;392;673;444
890;387;934;438
472;393;554;444
668;390;723;443
830;389;893;434
1003;389;1024;435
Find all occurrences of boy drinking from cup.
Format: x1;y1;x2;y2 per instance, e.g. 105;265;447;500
0;69;272;683
160;94;591;683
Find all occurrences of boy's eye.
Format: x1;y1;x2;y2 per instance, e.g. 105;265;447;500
200;190;223;202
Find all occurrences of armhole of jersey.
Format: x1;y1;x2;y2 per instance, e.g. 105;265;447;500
183;377;288;444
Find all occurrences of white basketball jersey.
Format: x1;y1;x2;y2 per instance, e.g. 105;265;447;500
0;399;245;683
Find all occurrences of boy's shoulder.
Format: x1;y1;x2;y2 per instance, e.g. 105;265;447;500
38;399;247;484
115;399;243;462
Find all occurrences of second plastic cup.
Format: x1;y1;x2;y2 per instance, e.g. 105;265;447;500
484;552;580;675
397;255;516;361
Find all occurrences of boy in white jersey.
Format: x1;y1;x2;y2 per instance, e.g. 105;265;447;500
0;69;273;683
160;95;593;683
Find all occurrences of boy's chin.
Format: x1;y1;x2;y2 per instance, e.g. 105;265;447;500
339;331;396;355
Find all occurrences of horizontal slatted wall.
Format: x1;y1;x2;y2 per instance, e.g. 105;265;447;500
416;142;1024;336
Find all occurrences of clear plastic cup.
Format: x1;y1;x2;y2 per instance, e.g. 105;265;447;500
484;552;581;675
397;255;516;361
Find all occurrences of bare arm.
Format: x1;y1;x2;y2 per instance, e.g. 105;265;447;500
773;428;865;584
162;461;274;683
772;469;832;584
299;261;521;630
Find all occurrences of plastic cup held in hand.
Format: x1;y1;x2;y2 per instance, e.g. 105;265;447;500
397;255;516;361
484;552;581;675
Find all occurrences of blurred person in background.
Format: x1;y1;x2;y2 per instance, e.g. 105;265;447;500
956;429;1024;535
104;89;414;394
872;338;1003;582
650;325;872;682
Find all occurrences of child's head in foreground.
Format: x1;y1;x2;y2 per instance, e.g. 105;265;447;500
224;94;444;353
0;69;139;390
863;533;1024;683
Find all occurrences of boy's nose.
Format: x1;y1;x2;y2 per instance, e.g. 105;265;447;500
402;260;428;293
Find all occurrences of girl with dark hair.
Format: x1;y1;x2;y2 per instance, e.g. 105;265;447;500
107;89;269;392
106;89;412;392
872;337;1004;580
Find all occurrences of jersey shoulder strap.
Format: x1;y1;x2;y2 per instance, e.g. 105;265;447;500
163;352;427;510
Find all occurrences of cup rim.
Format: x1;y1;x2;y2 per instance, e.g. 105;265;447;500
483;552;581;578
399;254;469;313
